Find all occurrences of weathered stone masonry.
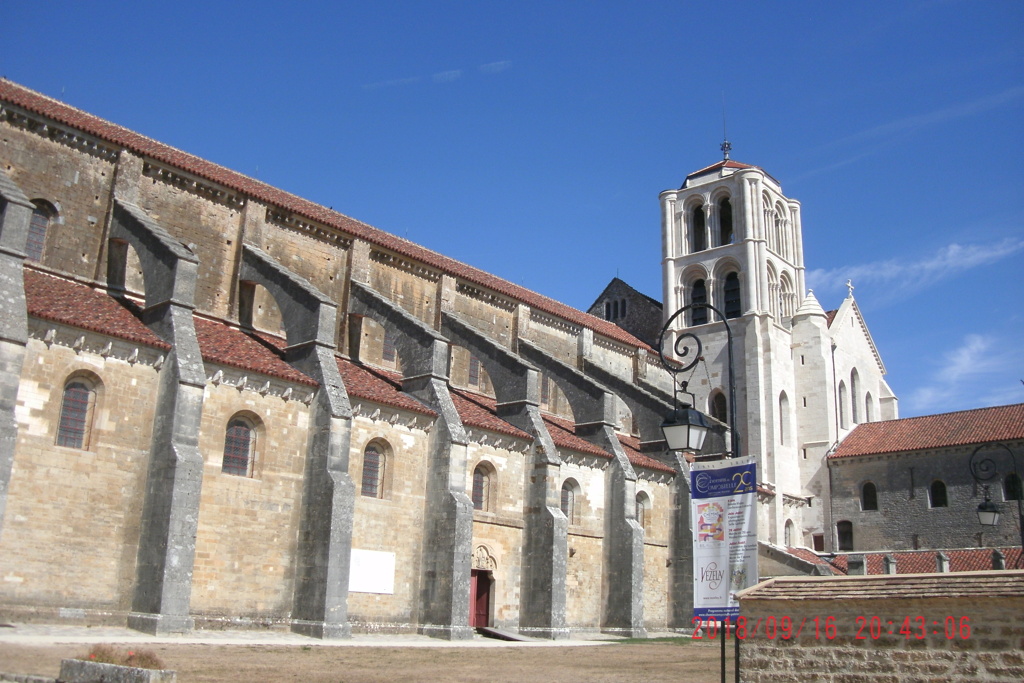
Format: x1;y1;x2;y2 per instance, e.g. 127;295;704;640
0;80;684;638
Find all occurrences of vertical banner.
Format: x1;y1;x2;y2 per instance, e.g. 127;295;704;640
691;456;758;620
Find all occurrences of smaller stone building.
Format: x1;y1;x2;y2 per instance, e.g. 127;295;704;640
587;278;663;350
737;571;1024;683
827;403;1024;552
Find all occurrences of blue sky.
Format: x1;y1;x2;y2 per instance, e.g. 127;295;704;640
2;1;1022;417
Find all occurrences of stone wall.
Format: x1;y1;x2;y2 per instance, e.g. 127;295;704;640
829;444;1024;551
737;571;1024;683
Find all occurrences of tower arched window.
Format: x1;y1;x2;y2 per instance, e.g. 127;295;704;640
27;201;56;262
838;381;849;429
929;480;948;508
691;205;706;253
361;441;389;498
850;369;861;424
691;279;708;325
473;463;494;511
57;377;97;449
861;482;878;511
718;197;733;245
837;521;853;551
779;391;790;445
709;391;728;425
784;519;795;547
723;272;741;319
1003;474;1023;502
865;393;874;423
636;491;650;531
561;479;580;524
222;417;256;477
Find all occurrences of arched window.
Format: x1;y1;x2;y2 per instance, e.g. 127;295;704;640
473;463;493;511
838;381;849;429
27;201;55;262
561;479;580;524
361;442;387;498
636;491;651;531
861;482;878;511
1003;473;1023;502
222;417;256;477
837;521;853;551
929;480;948;508
718;197;733;245
779;273;794;319
723;272;741;319
767;265;780;321
784;519;795;547
691;205;706;253
691;279;708;325
57;378;97;449
850;369;861;424
709;391;728;424
778;392;790;445
865;393;874;423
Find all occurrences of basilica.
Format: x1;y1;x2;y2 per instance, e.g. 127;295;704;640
0;79;893;638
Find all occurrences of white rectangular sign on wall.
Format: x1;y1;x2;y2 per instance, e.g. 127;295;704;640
348;549;396;594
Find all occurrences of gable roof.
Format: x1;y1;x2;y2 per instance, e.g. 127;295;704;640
682;159;761;188
336;361;436;416
587;277;663;313
830;403;1024;459
821;547;1023;574
449;388;532;440
0;78;650;353
194;318;318;387
617;433;677;474
829;296;886;375
25;268;170;350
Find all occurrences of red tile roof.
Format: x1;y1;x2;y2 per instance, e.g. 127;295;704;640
449;389;532;440
336;361;436;416
542;415;612;458
24;269;170;350
784;547;843;575
617;434;676;474
825;547;1022;574
0;79;650;353
825;309;838;328
193;318;317;387
830;404;1024;459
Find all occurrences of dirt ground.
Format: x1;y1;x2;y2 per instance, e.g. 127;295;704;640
0;639;726;683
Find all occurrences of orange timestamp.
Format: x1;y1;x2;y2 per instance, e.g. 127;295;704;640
691;615;972;640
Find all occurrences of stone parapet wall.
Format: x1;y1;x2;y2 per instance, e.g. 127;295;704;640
737;571;1024;683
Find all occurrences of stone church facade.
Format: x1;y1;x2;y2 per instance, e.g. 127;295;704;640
0;80;895;638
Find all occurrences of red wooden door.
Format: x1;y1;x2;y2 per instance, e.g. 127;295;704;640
470;569;491;627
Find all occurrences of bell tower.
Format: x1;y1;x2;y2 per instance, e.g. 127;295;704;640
659;149;805;328
658;148;810;547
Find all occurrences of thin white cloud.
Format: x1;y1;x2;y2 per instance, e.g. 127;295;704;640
806;237;1024;299
361;76;421;90
822;86;1024;152
907;334;1024;413
432;70;463;84
478;60;512;74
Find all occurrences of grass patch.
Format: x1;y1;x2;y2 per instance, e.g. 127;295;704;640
78;643;166;669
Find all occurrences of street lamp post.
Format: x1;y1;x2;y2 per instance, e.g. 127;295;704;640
657;302;739;458
656;301;741;683
968;443;1024;561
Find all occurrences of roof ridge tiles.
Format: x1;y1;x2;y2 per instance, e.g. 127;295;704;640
0;78;649;353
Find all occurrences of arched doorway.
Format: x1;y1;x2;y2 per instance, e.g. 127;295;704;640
470;545;496;627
